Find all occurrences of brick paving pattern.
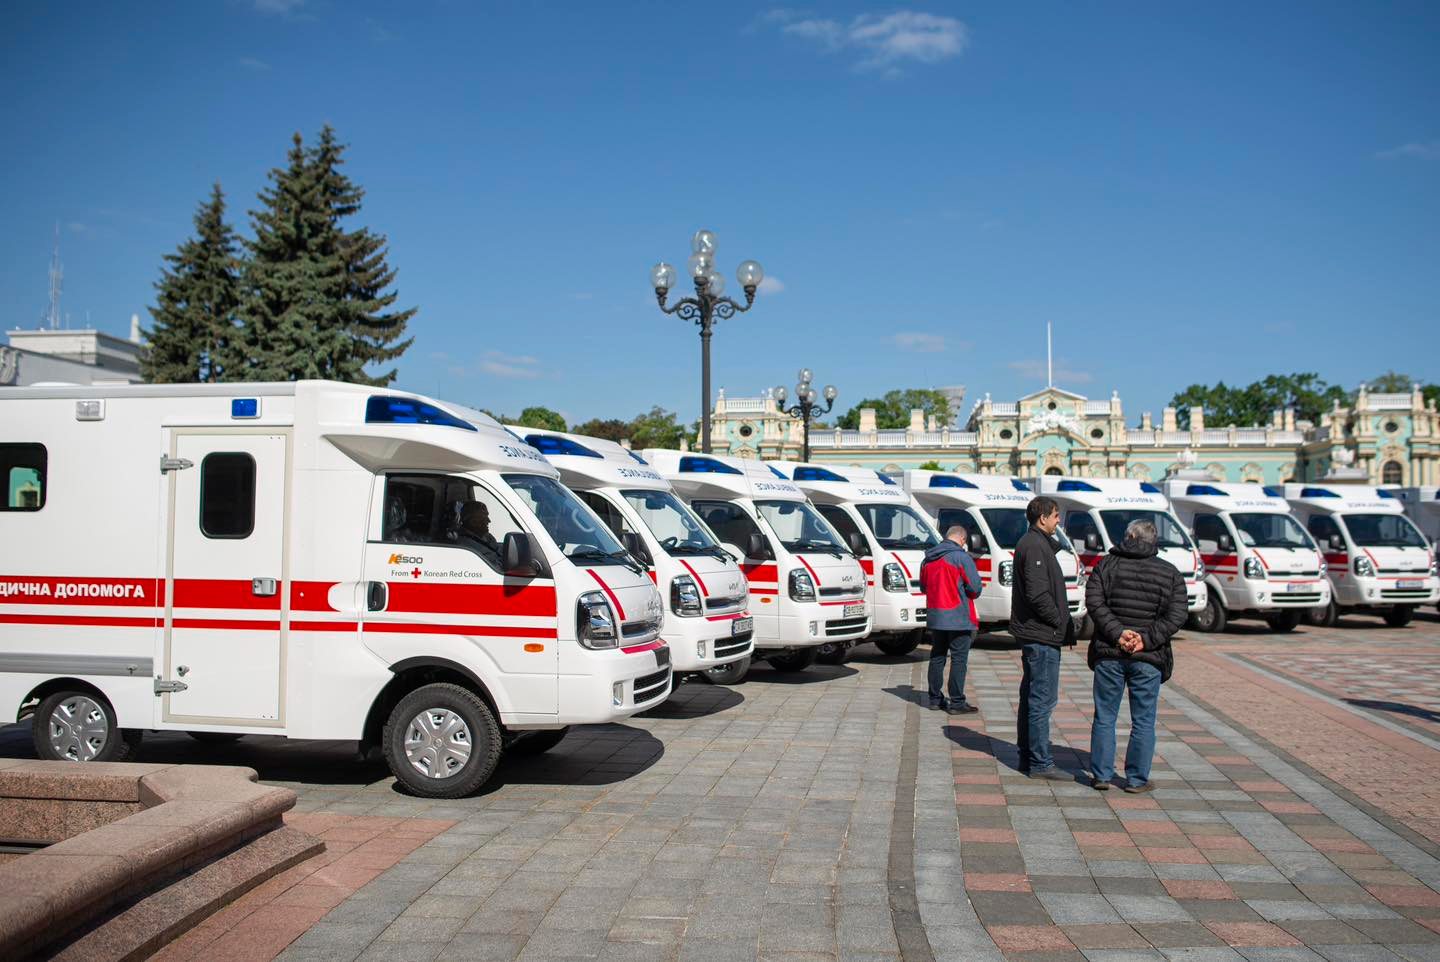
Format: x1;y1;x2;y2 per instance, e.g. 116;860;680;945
3;612;1440;960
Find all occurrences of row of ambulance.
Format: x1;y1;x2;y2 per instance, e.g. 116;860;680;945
2;381;1438;799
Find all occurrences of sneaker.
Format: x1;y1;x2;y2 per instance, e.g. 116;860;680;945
927;698;945;711
1090;777;1111;791
1123;782;1154;794
1027;768;1070;782
946;703;979;715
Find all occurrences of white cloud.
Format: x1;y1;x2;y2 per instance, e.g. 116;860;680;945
1375;140;1440;160
480;350;542;379
758;275;785;294
764;9;968;72
238;56;271;71
892;332;945;353
1008;358;1093;385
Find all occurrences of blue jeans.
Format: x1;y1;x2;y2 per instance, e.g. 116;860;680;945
1017;643;1061;772
927;629;973;705
1090;659;1162;788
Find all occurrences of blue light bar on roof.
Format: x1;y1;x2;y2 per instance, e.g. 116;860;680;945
1263;486;1283;498
366;396;476;431
1012;479;1032;492
1057;480;1100;492
876;472;897;486
794;466;847;483
1377;488;1399;499
524;434;601;458
1186;484;1225;496
1300;487;1339;498
929;475;978;489
768;465;788;480
627;450;649;465
679;455;741;475
1140;482;1162;494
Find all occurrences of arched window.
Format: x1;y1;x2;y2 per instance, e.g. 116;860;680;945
1044;466;1063;476
1381;460;1403;485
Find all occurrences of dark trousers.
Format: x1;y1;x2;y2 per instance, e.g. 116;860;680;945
1091;659;1162;787
927;629;974;706
1017;642;1061;772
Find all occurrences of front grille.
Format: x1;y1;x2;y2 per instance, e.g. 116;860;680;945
1290;569;1320;577
818;587;856;598
1377;568;1427;575
1381;589;1431;600
824;615;869;637
1068;600;1082;613
714;631;753;659
622;620;659;638
1187;594;1199;605
633;668;671;704
1273;593;1322;605
1063;574;1079;585
909;579;921;590
705;595;745;612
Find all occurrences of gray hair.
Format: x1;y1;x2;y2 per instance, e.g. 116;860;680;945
1125;518;1158;546
944;525;968;545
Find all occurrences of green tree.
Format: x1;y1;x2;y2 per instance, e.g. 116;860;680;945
917;460;943;471
628;406;694;449
142;183;241;383
836;389;952;430
233;127;414;383
515;406;566;431
1169;373;1348;428
1369;372;1439;408
573;418;630;442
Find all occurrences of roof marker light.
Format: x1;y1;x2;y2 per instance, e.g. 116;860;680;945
1300;487;1339;498
1186;484;1225;496
231;398;259;419
1140;482;1162;494
1263;486;1283;498
1377;488;1399;499
1057;479;1100;492
929;475;978;489
876;472;898;486
679;455;742;475
365;396;476;431
794;466;848;483
524;434;602;458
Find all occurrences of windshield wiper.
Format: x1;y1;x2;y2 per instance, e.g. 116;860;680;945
793;540;844;558
568;548;643;575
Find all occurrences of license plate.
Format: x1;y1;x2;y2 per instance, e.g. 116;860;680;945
655;647;671;668
732;616;753;636
843;603;866;618
1284;582;1309;592
1398;579;1424;590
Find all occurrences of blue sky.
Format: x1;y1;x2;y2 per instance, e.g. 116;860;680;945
2;1;1437;426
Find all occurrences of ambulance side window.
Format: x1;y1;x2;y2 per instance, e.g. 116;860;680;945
1;443;47;512
575;491;650;565
1193;514;1229;553
1065;512;1100;548
381;474;522;570
816;505;868;556
1307;515;1343;551
692;500;767;557
200;453;256;539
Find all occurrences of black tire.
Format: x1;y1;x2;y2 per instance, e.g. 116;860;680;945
1384;605;1414;628
508;727;570;756
1191;593;1227;633
32;690;142;763
1264;610;1302;633
704;656;750;686
186;731;245;744
767;648;819;672
874;630;922;657
816;642;850;665
1308;599;1338;627
383;683;502;799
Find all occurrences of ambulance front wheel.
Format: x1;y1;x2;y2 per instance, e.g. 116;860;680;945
1384;605;1415;628
1190;594;1227;633
816;642;851;665
704;656;751;686
383;683;502;799
874;630;922;657
1264;610;1303;633
33;690;142;764
767;649;818;672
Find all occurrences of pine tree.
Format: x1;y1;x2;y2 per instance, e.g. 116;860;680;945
233;127;414;384
141;183;241;383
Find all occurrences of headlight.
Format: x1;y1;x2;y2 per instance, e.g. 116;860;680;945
576;591;618;649
882;563;907;592
670;575;702;617
998;560;1014;587
1353;555;1375;578
1195;561;1206;579
789;568;816;602
646;591;663;625
1429;554;1437;576
1243;557;1265;580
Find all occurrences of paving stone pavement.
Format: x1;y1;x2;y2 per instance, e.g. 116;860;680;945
4;613;1440;961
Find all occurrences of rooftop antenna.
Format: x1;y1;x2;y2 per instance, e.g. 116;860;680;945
45;222;64;330
1046;321;1053;388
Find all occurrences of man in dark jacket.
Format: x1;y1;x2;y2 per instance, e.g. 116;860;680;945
919;526;983;714
1085;518;1187;793
1011;496;1076;780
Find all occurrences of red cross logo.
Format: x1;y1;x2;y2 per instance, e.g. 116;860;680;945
411;567;422;579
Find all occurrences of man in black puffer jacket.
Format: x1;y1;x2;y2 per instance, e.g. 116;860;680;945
1084;518;1188;793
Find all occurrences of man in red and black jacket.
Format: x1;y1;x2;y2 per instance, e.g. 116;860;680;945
919;526;983;714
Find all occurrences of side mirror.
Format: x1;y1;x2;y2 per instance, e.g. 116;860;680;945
1217;533;1234;553
503;531;539;576
621;531;651;566
847;531;868;556
968;531;989;555
1084;531;1102;552
1329;534;1345;551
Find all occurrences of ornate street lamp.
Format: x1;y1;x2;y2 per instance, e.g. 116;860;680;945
775;369;838;462
651;230;764;453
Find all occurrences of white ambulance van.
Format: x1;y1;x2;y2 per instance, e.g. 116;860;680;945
0;381;670;798
767;461;936;660
1284;483;1439;627
1037;476;1207;619
1164;481;1330;633
1395;487;1440;549
643;450;871;672
511;428;754;685
897;471;1085;633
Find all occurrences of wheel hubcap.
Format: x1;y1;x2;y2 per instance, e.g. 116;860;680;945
49;696;109;761
403;708;472;779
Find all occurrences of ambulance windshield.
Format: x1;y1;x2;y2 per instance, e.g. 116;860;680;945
979;508;1029;550
1231;513;1310;549
621;489;723;558
1099;509;1193;550
505;474;629;564
1341;513;1427;548
854;504;939;551
755;499;847;555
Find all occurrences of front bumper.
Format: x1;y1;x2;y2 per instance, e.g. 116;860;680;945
1186;582;1207;613
661;612;755;671
870;592;927;632
554;643;673;722
1332;574;1440;607
763;601;872;649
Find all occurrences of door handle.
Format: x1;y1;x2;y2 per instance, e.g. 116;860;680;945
252;577;278;597
366;581;388;612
